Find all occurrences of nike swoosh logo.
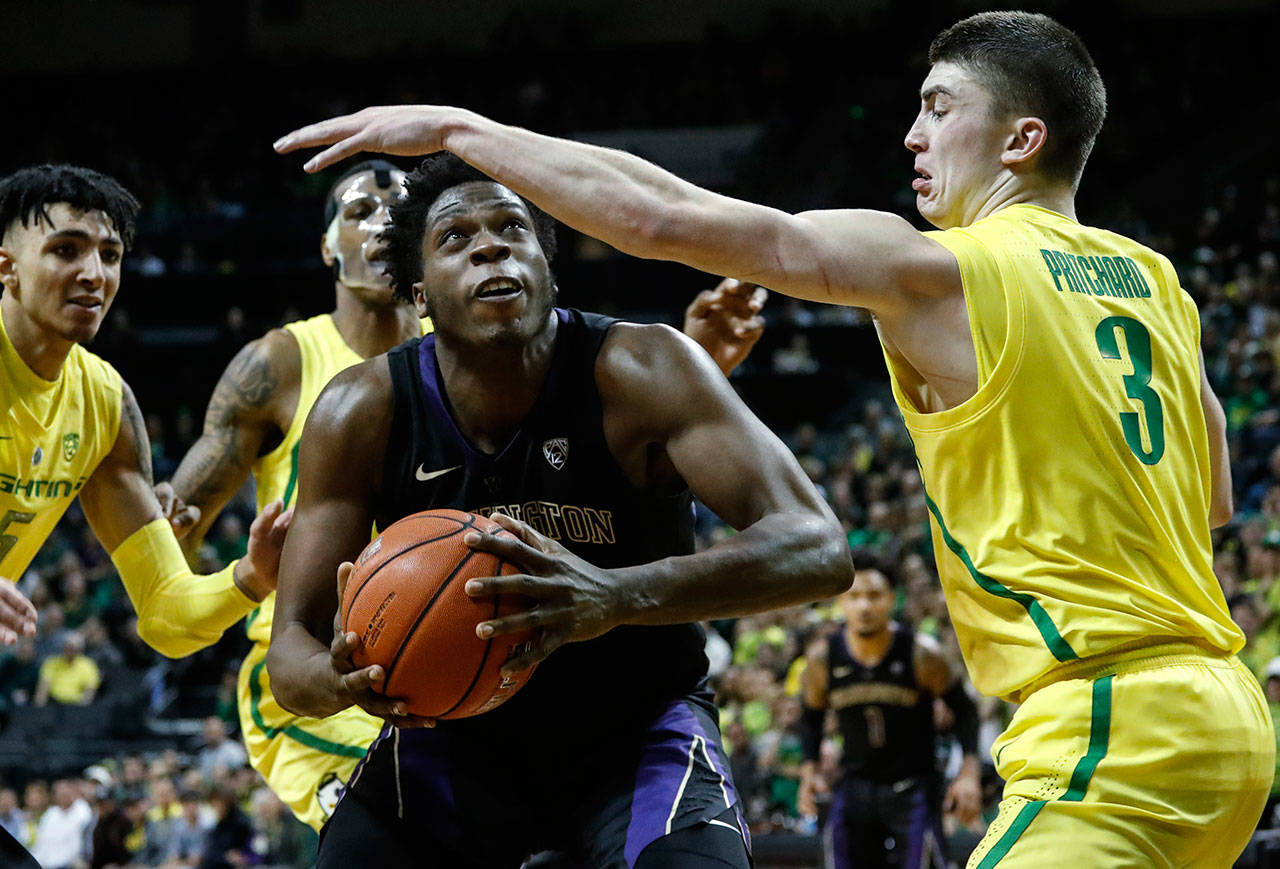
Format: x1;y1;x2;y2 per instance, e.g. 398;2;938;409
415;464;460;482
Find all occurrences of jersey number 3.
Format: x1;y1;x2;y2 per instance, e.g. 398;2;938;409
1095;316;1165;465
0;510;36;566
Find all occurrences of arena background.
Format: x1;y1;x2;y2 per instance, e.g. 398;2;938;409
3;0;1279;866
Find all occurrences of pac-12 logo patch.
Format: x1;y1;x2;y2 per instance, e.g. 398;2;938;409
542;438;569;471
62;433;80;462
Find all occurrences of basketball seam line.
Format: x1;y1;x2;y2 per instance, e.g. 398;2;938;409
379;547;482;700
341;512;478;628
437;559;504;718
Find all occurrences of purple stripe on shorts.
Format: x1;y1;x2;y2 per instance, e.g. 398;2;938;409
826;785;848;869
622;700;744;866
903;785;931;869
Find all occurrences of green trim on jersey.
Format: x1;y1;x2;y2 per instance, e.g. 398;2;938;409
923;492;1079;663
281;442;302;509
246;657;368;758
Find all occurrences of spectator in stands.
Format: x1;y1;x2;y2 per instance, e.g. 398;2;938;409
34;632;101;707
0;786;24;842
0;636;41;714
199;784;253;869
141;776;184;864
20;780;48;849
162;790;209;868
246;788;314;868
34;602;70;661
31;778;92;869
80;617;125;674
91;789;146;868
196;717;247;781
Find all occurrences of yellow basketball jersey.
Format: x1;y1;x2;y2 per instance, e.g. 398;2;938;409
883;204;1242;701
245;312;430;644
1;307;122;580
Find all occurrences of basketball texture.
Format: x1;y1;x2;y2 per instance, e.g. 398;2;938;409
340;509;537;719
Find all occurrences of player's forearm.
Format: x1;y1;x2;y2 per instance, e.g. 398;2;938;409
266;623;345;719
170;434;255;561
614;511;850;626
443;113;775;280
110;518;259;658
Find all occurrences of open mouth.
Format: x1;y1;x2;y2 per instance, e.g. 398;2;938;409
474;276;524;301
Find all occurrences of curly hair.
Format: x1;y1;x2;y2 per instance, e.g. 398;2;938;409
0;164;140;249
381;153;557;302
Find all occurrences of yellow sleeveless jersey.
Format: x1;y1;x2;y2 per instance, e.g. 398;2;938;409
245;312;430;644
1;308;121;579
882;204;1242;701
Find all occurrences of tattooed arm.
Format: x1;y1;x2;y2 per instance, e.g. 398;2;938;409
168;330;300;567
76;379;291;656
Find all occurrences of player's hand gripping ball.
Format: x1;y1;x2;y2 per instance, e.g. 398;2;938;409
340;509;538;718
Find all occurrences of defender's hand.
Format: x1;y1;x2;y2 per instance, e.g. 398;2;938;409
683;279;767;376
943;765;983;828
0;581;37;646
462;513;625;675
154;481;201;538
274;105;471;173
327;562;434;729
235;500;294;603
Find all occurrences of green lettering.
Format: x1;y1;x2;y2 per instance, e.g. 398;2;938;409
49;480;72;498
12;478;34;497
0;474;13;494
1114;258;1142;298
1053;251;1084;293
1041;249;1066;292
1126;257;1153;298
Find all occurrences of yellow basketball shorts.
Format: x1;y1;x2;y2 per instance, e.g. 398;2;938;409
237;642;384;831
969;645;1273;868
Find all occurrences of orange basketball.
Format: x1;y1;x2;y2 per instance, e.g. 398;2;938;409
340;509;538;719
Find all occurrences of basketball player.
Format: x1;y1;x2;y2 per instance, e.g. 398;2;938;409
265;154;850;867
158;159;765;833
0;164;288;867
799;551;980;868
276;10;1273;864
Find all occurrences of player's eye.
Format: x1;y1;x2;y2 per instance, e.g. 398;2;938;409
930;109;947;120
52;244;78;260
439;228;466;246
502;218;527;233
101;249;122;265
348;205;372;221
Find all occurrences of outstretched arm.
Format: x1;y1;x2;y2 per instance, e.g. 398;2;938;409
275;107;960;314
167;331;299;575
464;323;852;671
78;381;290;658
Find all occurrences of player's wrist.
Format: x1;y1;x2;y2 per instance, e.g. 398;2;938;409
231;559;266;604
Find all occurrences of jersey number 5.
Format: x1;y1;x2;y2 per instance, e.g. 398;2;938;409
0;510;36;566
1095;316;1165;465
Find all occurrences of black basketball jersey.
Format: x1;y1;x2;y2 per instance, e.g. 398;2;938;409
377;308;710;747
826;624;935;783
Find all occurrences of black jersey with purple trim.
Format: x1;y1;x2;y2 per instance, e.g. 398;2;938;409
376;307;709;745
828;624;935;783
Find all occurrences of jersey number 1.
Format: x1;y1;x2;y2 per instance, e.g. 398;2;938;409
1095;316;1165;465
0;510;36;566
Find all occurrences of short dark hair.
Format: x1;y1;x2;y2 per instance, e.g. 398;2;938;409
382;153;557;303
0;164;140;249
928;12;1106;186
323;159;402;226
850;548;898;588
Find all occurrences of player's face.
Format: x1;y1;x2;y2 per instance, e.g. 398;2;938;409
840;569;894;637
322;169;408;301
904;61;1012;230
416;181;555;347
0;204;122;345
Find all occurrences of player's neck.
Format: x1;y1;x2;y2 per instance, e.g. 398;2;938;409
0;296;74;381
845;622;894;665
968;176;1077;226
330;287;421;360
434;313;559;455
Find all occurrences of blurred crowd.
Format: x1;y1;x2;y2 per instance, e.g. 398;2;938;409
0;716;313;869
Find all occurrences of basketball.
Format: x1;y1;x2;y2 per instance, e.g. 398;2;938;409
340;509;538;719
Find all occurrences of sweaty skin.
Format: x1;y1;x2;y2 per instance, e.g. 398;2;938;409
265;183;846;725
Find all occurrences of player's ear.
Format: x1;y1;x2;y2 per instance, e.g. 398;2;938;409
0;247;16;293
319;234;335;268
412;282;430;318
1002;117;1048;171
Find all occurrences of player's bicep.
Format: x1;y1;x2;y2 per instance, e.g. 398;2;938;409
741;208;960;313
79;382;163;552
1199;349;1232;526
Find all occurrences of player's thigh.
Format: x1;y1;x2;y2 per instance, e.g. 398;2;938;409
973;654;1273;868
633;807;751;869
